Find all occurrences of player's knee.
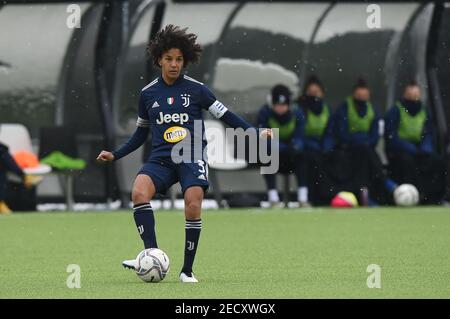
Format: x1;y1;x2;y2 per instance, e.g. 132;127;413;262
185;200;201;215
132;188;150;204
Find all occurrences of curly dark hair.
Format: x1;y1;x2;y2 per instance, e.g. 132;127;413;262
147;24;202;68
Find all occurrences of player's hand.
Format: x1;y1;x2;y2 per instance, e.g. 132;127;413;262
259;128;273;139
96;150;114;163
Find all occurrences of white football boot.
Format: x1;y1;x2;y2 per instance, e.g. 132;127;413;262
122;259;137;270
179;272;198;283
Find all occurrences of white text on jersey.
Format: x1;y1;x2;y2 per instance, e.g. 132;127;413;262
156;112;189;125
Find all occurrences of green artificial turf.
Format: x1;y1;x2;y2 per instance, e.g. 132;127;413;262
1;207;449;298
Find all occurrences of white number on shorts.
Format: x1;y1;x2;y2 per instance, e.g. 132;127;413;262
197;160;206;174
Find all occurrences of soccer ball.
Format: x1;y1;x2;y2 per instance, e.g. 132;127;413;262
135;248;170;283
394;184;419;207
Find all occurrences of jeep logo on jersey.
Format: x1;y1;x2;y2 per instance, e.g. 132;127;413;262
167;97;174;105
164;126;188;143
156;112;189;125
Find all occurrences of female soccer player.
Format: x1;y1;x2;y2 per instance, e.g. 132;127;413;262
97;25;271;283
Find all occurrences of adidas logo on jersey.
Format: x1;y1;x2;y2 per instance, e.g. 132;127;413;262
152;101;159;108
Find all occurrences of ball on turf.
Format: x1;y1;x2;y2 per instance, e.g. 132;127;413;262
394;184;419;207
135;248;170;283
331;191;359;207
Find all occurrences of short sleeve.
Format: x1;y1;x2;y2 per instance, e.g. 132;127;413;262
137;92;150;128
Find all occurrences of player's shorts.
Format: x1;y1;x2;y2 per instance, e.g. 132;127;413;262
138;156;209;195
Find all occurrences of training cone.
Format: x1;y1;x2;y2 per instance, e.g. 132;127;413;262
331;191;359;208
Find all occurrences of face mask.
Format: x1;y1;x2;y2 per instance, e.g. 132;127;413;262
402;99;422;115
353;98;367;108
303;95;323;114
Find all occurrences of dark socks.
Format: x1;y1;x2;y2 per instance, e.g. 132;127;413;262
263;174;276;190
133;203;157;249
182;219;202;276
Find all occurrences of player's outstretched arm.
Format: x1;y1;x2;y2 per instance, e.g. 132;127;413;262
96;126;150;163
219;109;272;139
202;85;272;138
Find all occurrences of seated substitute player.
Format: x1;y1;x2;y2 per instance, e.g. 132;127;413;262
297;76;336;204
384;80;446;204
257;84;310;207
0;142;42;214
96;25;271;283
333;78;397;205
